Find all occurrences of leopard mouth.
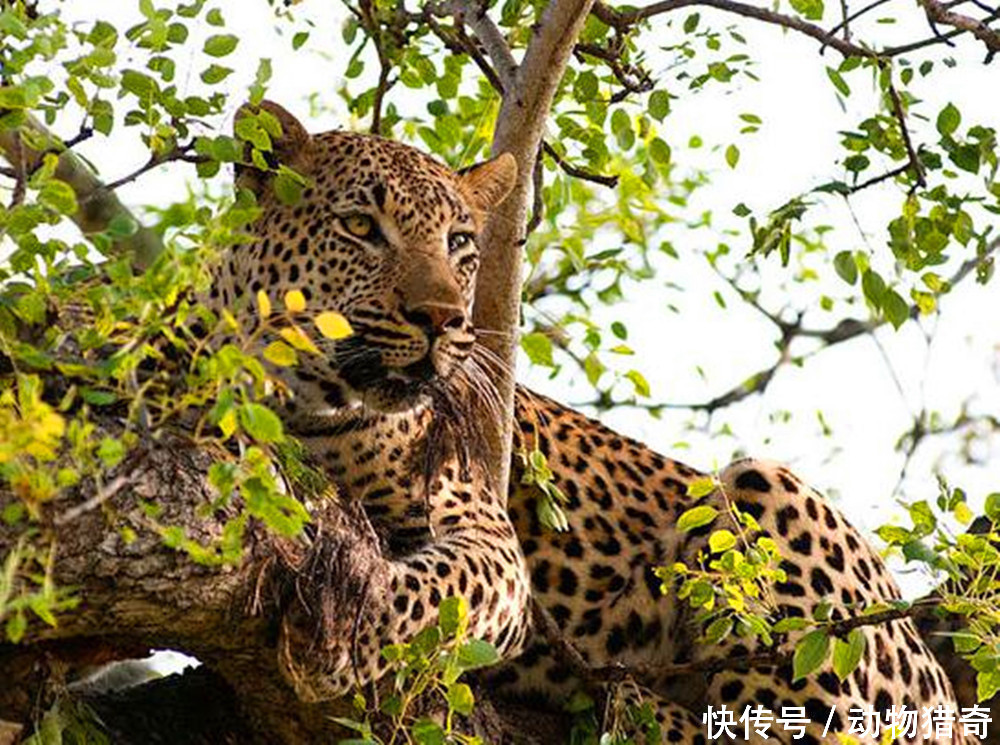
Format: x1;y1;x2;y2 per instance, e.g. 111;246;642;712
335;339;441;404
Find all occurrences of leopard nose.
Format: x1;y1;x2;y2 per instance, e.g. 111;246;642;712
403;302;467;335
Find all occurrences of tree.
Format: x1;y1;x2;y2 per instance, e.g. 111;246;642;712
1;0;999;742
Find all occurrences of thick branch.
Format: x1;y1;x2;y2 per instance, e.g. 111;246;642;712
919;0;1000;60
0;426;381;743
457;0;519;92
473;0;596;499
0;116;163;271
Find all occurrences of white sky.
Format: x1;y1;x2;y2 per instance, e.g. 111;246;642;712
33;1;1000;600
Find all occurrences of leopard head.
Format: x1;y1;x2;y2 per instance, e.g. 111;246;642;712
214;101;517;417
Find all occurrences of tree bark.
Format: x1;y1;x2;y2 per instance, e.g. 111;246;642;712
0;425;385;742
472;0;596;497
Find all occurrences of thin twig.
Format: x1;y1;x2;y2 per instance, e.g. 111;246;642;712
54;474;133;526
592;0;876;58
542;141;619;188
883;68;926;189
578;237;1000;413
822;0;893;51
883;6;1000;55
844;163;911;194
96;145;204;194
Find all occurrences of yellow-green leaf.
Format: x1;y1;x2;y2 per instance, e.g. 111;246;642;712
686;477;717;498
315;311;353;340
708;529;737;553
793;630;829;681
279;325;319;354
677;505;718;532
283;290;306;313
256;290;271;319
832;628;866;681
263;340;298;367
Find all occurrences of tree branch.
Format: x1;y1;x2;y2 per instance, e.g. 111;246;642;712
0;116;164;271
457;0;519;93
536;586;939;689
883;5;1000;55
918;0;1000;60
542;141;619;187
592;0;877;57
578;237;1000;413
473;0;596;500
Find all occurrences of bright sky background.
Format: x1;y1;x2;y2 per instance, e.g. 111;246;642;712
36;0;1000;610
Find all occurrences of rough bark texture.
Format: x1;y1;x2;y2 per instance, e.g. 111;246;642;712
0;426;387;743
471;0;597;497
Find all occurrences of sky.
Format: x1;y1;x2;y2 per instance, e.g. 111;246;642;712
33;0;1000;607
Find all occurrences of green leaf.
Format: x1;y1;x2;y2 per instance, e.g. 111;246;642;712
649;137;671;164
826;67;850;97
200;64;233;84
206;7;224;25
574;71;598;102
861;269;885;309
882;288;909;329
457;639;500;670
274;171;305;205
977;670;1000;702
625;369;650;397
793;630;830;681
875;525;911;544
39;180;78;214
521;332;554;367
832;628;866;681
6;612;27;643
725;144;740;169
446;683;475;716
121;69;159;100
833;251;857;285
936;102;960;137
683;12;700;32
985;493;1000;521
708;529;736;553
411;719;446;745
773;617;810;633
292;31;310;50
238;403;284;443
97;437;126;468
686;477;716;499
439;596;467;639
790;0;824;19
203;34;238;57
648;90;670;121
677;505;718;532
703;616;732;644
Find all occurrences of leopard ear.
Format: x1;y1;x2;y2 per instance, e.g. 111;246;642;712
457;153;517;215
233;100;311;193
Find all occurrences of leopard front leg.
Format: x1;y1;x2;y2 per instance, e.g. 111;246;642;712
277;490;531;702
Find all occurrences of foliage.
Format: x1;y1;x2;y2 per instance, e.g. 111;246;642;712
1;0;1000;738
657;475;787;648
0;0;361;636
333;597;500;745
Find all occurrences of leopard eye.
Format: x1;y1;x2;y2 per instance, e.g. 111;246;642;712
342;214;376;239
448;232;474;253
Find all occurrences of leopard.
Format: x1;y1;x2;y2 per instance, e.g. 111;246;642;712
212;100;973;744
